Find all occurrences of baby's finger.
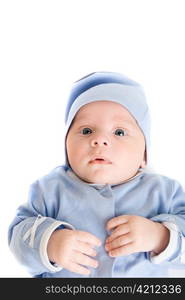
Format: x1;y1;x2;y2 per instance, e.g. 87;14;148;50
106;224;130;244
76;241;97;257
108;242;135;257
106;215;128;231
76;230;101;247
68;261;91;275
105;233;132;252
74;252;99;269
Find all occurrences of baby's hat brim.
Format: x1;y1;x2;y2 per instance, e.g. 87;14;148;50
64;72;150;164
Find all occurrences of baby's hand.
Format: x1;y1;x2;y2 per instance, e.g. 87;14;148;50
105;215;170;257
47;229;101;275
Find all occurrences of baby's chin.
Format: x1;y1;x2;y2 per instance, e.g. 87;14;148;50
75;165;142;185
78;171;126;185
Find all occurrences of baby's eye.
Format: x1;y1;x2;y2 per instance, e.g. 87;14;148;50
114;128;126;136
81;127;93;135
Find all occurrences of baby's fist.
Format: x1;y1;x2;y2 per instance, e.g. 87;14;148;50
47;229;101;275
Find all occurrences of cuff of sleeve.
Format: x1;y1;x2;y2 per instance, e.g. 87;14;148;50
39;220;75;272
150;222;179;264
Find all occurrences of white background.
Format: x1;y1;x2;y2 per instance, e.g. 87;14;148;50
1;0;185;277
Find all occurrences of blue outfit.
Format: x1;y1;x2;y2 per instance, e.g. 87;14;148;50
8;166;185;277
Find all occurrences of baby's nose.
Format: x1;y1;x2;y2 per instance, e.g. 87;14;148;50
90;135;110;147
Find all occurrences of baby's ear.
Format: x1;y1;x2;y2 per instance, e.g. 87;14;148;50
140;150;147;168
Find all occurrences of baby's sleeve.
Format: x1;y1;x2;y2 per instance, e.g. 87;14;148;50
149;179;185;265
8;180;74;276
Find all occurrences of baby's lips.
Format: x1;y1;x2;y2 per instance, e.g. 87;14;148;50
89;155;112;164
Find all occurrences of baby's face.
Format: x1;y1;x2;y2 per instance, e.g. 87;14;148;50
66;101;146;184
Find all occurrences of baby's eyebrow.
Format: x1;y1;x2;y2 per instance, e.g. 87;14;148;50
112;117;137;127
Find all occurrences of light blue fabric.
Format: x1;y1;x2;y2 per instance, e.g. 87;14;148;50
8;166;185;277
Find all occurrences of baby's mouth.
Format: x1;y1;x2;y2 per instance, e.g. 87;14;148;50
89;157;112;165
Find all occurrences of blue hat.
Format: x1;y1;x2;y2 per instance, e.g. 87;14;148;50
64;71;150;165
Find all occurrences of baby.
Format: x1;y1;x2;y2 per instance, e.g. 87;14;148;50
8;72;185;277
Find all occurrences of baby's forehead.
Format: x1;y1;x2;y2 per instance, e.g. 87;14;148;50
74;100;137;124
